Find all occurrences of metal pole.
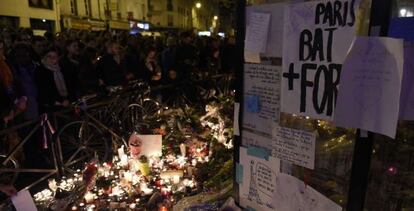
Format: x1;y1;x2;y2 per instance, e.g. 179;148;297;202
346;1;392;210
233;0;246;204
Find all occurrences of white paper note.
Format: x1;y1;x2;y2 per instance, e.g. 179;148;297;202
246;3;285;58
243;64;281;136
242;130;273;151
239;147;280;211
399;42;414;120
334;37;404;138
274;173;342;211
272;126;316;169
12;190;37;211
234;103;240;136
281;0;360;120
244;50;261;63
136;134;162;157
245;12;271;54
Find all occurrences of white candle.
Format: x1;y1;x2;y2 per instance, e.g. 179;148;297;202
124;172;133;182
129;203;136;209
180;144;186;157
120;155;128;167
173;175;180;184
84;192;94;203
142;187;153;195
118;146;125;157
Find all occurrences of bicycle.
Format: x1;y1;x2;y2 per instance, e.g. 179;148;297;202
56;81;161;174
0;81;162;190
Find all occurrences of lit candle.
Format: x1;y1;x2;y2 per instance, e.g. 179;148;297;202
172;175;180;184
84;192;94;203
180;144;186;157
118;146;125;157
120;155;128;167
129;203;136;209
124;172;133;182
71;206;77;210
160;206;168;211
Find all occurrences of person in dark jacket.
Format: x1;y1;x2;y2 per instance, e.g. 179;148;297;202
96;40;127;86
138;47;162;85
78;47;100;95
0;40;27;125
161;37;177;84
34;47;70;113
175;32;198;81
60;39;80;101
10;43;38;120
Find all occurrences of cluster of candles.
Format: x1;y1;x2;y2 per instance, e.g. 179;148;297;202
33;144;209;211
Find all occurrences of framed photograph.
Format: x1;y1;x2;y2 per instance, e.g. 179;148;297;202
29;0;53;10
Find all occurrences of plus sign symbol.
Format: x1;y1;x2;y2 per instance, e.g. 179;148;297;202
283;63;300;90
281;62;342;117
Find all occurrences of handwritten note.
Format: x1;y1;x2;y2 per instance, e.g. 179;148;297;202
239;146;280;211
12;190;37;211
245;12;271;54
272;126;316;169
274;173;342;211
334;37;404;138
243;64;280;136
399;42;414;120
242;130;273;152
244;50;261;64
246;3;285;58
281;0;359;120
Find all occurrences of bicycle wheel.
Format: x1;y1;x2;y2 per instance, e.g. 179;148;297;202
142;98;161;118
122;104;149;134
56;121;110;172
0;154;19;184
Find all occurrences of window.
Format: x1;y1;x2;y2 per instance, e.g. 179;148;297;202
167;0;173;11
84;0;91;17
167;15;173;26
70;0;78;15
0;16;19;28
28;0;53;10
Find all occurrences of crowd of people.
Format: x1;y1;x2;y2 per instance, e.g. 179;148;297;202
0;28;237;199
0;28;238;127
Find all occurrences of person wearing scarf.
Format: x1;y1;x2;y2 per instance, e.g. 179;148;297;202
34;47;70;113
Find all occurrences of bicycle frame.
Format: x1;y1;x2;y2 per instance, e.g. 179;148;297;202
0;115;64;191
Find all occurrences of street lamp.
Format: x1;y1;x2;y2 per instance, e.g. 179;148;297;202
214;16;218;20
196;2;202;9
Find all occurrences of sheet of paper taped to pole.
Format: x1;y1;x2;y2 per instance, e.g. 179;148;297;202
243;63;281;136
334;36;404;138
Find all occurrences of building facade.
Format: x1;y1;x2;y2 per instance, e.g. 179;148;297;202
59;0;148;31
0;0;220;33
148;0;218;32
0;0;60;33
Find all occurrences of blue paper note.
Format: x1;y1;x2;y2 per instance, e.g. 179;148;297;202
247;146;270;160
388;17;414;41
246;95;260;113
236;163;244;184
